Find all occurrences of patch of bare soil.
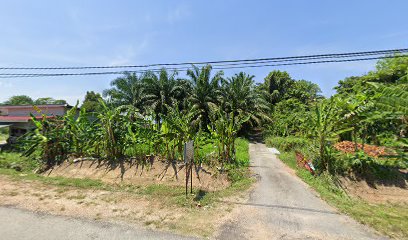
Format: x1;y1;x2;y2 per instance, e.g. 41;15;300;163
334;141;394;157
339;173;408;204
44;159;229;191
0;175;244;238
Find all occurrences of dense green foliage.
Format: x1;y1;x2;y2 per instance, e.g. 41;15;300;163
14;66;264;173
2;95;34;105
262;57;408;239
80;91;103;113
2;56;406;178
34;98;67;105
265;136;310;152
0;128;8;142
0;151;39;172
1;55;406;238
266;56;407;174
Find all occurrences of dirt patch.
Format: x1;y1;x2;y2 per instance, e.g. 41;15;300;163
339;175;408;204
0;175;244;238
44;159;229;191
334;141;394;157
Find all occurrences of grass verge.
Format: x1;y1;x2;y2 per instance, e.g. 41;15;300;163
0;166;253;208
0;152;39;171
279;151;408;239
0;140;254;238
0;138;253;208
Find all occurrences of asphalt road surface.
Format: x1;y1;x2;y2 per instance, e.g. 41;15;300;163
0;207;195;240
217;142;387;240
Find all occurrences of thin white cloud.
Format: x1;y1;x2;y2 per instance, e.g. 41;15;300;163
167;4;191;24
107;37;151;66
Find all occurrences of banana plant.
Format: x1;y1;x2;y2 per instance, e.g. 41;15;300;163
307;97;352;172
159;119;178;161
95;99;137;160
208;109;250;166
21;113;67;167
161;105;198;161
63;102;93;156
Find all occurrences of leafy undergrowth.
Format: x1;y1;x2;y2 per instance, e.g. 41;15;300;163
234;138;250;166
279;151;408;239
197;137;250;167
0;138;253;209
265;136;309;152
0;140;254;238
0;128;8;142
0;152;39;172
0;133;7;142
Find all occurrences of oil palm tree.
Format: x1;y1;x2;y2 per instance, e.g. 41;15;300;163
187;64;224;127
221;72;270;126
142;68;186;126
103;72;145;111
259;70;294;105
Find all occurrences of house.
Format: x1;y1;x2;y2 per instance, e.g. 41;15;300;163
0;104;73;143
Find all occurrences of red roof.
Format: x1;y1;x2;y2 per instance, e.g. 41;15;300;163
0;116;55;123
0;104;68;109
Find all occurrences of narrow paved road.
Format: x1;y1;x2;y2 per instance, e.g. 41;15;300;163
0;207;194;240
217;142;386;240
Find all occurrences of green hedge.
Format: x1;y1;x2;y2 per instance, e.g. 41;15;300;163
265;136;309;152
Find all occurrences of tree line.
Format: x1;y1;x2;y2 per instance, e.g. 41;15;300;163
266;56;407;175
0;95;66;105
3;56;407;175
15;64;321;170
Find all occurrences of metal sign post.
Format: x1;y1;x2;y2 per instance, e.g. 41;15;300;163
184;140;194;197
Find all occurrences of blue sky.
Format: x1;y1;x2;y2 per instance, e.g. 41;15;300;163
0;0;407;104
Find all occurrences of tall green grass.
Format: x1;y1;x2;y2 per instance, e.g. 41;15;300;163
235;137;250;166
195;137;250;167
265;136;309;152
0;136;253;213
0;151;39;172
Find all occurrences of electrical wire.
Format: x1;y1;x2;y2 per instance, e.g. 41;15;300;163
0;48;406;70
0;55;406;79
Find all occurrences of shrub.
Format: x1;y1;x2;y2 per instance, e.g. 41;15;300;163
265;136;309;152
234;138;250;167
0;128;8;141
0;151;39;172
226;166;249;183
335;151;376;174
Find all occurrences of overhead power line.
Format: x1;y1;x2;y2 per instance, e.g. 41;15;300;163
0;49;407;79
0;48;407;70
0;55;407;79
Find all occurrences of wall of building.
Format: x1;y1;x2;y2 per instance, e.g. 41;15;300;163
0;105;66;117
